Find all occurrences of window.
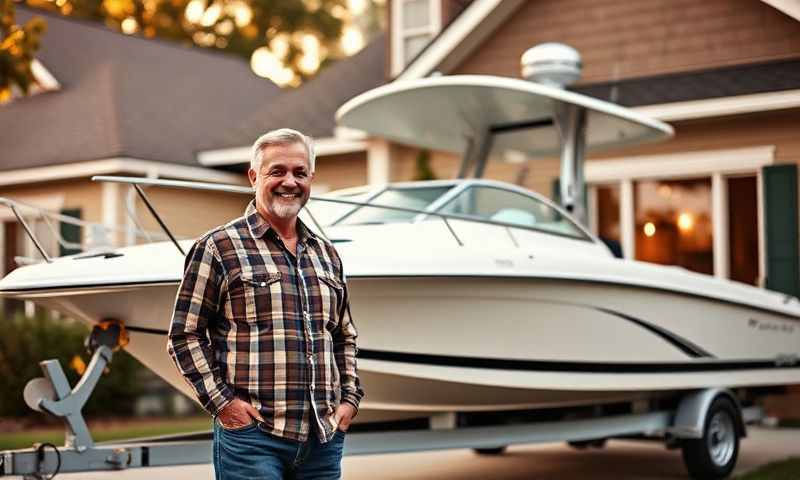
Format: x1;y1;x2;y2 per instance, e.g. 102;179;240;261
336;186;453;225
587;146;770;283
635;178;714;275
392;0;441;75
437;186;588;239
727;176;759;285
595;184;622;257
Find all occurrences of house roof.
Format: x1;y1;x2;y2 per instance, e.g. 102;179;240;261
204;32;386;153
575;58;800;108
0;6;281;172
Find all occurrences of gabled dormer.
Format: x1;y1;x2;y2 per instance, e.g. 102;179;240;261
390;0;475;77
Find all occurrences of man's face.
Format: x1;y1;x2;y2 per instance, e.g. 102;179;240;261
248;142;313;222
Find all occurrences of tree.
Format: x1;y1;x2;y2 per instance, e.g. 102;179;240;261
23;0;379;85
0;0;46;102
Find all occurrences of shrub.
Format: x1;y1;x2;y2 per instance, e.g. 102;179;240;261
0;310;145;419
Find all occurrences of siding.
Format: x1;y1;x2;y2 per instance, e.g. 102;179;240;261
313;151;368;192
452;0;800;83
591;109;800;163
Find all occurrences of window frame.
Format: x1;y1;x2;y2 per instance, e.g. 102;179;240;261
391;0;442;76
586;145;774;283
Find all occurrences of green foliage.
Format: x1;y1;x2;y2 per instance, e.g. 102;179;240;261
412;149;436;181
0;0;47;102
23;0;379;83
0;310;145;419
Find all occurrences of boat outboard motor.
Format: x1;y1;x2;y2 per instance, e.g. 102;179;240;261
521;43;588;225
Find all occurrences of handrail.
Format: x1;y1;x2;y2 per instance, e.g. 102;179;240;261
0;196;176;265
0;200;52;263
90;175;591;249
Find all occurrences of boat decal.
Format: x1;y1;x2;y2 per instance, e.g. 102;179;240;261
356;349;800;373
120;327;796;372
343;275;800;321
595;307;714;358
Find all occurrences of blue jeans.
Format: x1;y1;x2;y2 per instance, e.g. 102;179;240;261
213;420;346;480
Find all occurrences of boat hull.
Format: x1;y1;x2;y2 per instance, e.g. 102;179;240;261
10;274;800;419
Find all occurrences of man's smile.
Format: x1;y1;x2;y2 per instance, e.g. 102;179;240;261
274;191;302;199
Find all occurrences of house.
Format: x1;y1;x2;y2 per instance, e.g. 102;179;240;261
198;0;800;300
0;5;281;289
200;0;800;418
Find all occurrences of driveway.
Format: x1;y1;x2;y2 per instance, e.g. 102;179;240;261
54;427;800;479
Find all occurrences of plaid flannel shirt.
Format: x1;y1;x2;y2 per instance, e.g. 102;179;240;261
167;200;363;443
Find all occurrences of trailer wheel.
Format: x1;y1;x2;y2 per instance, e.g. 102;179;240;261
681;396;740;479
474;446;507;455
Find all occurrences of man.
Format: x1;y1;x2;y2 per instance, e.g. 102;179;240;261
167;128;363;480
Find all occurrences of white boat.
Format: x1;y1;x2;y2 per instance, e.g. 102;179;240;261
2;47;799;425
2;176;800;422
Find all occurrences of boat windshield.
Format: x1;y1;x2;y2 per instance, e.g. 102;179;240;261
304;189;373;226
435;185;588;239
334;186;453;225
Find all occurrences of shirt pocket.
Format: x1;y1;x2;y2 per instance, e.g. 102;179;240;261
318;273;343;332
230;267;282;323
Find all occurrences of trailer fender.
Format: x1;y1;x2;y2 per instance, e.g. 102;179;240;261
668;388;745;439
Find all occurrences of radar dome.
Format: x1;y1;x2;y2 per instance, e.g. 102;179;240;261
521;43;582;88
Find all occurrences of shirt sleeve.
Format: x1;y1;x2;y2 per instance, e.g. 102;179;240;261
166;236;234;415
330;247;364;413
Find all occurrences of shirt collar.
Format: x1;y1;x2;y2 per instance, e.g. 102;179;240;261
244;199;317;245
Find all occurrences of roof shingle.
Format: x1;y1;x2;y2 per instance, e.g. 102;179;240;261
0;6;281;172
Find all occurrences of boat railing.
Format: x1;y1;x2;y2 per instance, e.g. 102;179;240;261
1;175;579;265
0;195;178;265
90;176;565;254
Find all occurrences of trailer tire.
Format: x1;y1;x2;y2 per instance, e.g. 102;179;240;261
473;447;506;455
681;396;740;479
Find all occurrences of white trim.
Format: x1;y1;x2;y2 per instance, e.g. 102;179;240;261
589;146;775;281
756;169;767;287
620;180;635;260
633;89;800;122
397;0;525;80
197;136;368;167
391;0;443;77
760;0;800;22
367;139;391;185
711;172;729;279
587;186;599;235
0;158;246;187
197;146;251;166
585;146;776;183
101;182;120;247
315;138;369;157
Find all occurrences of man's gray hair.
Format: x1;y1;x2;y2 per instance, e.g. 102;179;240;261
251;128;316;173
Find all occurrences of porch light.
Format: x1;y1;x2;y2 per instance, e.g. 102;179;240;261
677;212;694;232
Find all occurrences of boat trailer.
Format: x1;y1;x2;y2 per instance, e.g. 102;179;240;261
0;325;764;479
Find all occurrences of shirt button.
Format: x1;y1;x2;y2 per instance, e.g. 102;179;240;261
260;282;266;287
310;384;315;391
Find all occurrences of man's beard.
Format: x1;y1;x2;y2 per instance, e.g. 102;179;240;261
267;192;307;219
